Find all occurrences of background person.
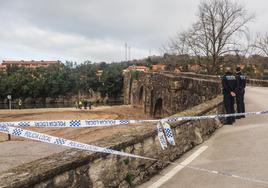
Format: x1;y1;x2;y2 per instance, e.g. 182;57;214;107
78;100;82;109
222;68;237;125
88;100;92;109
235;67;246;118
18;98;22;109
83;100;88;110
75;101;78;109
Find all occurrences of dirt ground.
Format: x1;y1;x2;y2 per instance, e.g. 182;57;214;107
0;105;156;173
0;105;153;143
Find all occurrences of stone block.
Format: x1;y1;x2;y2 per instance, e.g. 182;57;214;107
34;180;53;188
53;172;69;187
170;81;182;90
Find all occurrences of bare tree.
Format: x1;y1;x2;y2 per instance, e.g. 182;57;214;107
168;32;190;55
169;0;254;73
252;33;268;56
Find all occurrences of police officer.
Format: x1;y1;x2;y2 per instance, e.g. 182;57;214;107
235;67;246;118
222;68;237;124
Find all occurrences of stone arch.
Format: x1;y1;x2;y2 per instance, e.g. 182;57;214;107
138;86;144;105
154;98;163;118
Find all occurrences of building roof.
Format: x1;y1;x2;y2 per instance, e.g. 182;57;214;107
124;65;149;72
134;66;149;69
128;65;149;69
2;60;60;65
152;64;166;71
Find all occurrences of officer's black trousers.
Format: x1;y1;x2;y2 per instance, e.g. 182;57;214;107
224;95;235;124
236;93;245;117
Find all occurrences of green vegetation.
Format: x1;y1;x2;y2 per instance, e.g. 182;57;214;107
130;70;141;81
123;158;130;165
125;172;135;185
0;61;128;101
99;63;125;98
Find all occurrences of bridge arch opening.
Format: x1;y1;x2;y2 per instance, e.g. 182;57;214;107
139;86;144;105
154;98;163;118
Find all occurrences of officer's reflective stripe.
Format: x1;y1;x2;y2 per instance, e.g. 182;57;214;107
225;76;236;80
240;75;246;79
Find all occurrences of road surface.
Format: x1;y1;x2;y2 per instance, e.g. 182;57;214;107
140;86;268;188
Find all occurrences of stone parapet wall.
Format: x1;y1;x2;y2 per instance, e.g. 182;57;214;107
0;96;223;188
165;72;219;80
124;72;221;118
169;72;268;88
247;78;268;87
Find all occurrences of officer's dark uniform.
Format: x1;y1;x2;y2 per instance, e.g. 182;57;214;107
222;72;237;124
235;69;246;118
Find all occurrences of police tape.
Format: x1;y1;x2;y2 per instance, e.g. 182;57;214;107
157;121;176;150
162;121;175;146
163;110;268;122
0;119;138;127
0;110;268;128
157;122;168;150
0;124;157;161
0;110;267;152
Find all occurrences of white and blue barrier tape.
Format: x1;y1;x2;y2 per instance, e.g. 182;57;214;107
156;121;176;150
163;110;268;122
0;110;267;128
1;110;268;152
0;119;138;127
1;110;267;151
162;121;176;146
157;122;168;150
0;124;157;161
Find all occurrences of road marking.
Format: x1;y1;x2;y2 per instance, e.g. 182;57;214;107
148;145;208;188
185;165;268;186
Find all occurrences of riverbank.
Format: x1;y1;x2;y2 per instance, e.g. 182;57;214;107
0;99;123;109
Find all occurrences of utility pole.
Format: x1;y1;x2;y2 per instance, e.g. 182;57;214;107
125;43;128;61
7;94;11;141
7;95;11;110
128;46;131;61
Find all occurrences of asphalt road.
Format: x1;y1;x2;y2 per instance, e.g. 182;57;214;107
140;86;268;188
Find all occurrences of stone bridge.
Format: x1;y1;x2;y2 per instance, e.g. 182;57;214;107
123;72;221;118
2;72;268;187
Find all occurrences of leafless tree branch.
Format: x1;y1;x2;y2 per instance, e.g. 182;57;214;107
167;0;254;73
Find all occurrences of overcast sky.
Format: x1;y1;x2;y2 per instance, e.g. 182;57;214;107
0;0;267;63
